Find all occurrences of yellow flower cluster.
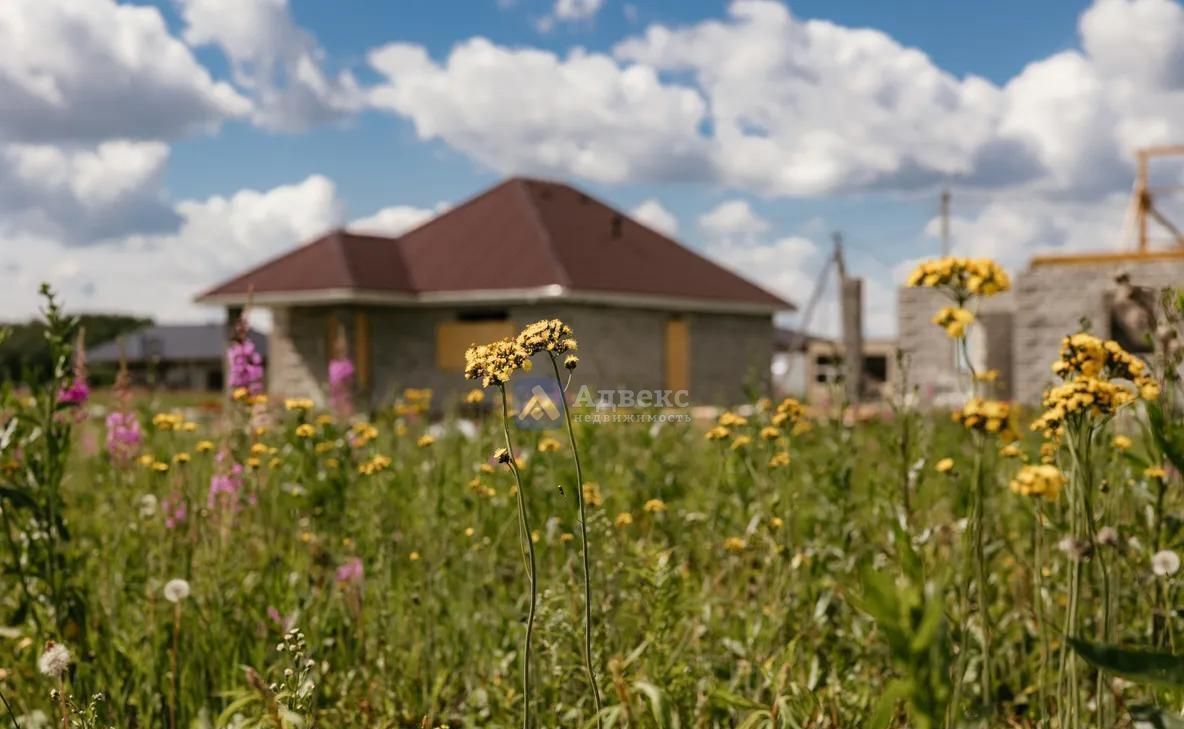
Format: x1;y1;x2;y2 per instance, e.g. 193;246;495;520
1030;378;1137;438
1009;464;1065;501
952;397;1015;438
643;498;666;513
464;338;532;387
463;388;485;405
351;421;378;447
1052;333;1160;400
769;451;790;468
394;388;433;417
285;398;314;412
771;398;805;428
718;411;747;427
932;306;975;339
537;437;561;453
723;537;747;553
358;454;391;476
516;319;578;356
906;256;1011;298
295;423;316;439
416;434;435;448
705;425;730;441
152;412;186;431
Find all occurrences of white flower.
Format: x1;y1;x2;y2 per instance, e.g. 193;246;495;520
1152;550;1180;577
1096;527;1119;546
138;494;158;518
37;642;70;679
163;578;191;603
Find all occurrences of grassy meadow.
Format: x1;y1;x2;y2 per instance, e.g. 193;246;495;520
0;273;1183;729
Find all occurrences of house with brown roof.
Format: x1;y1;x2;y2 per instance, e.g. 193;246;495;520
197;177;793;406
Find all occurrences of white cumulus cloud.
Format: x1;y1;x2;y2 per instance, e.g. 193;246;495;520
630;199;679;237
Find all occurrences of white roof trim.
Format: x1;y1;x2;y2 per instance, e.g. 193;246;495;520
197;284;787;315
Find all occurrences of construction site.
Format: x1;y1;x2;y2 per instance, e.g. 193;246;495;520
778;146;1184;407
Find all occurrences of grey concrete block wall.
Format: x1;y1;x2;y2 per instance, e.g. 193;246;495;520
266;302;774;408
1013;258;1184;404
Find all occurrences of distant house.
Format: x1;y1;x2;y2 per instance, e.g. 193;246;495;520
772;328;898;403
90;323;267;391
196;177;793;406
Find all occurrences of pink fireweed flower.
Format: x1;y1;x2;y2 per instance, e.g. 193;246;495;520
161;493;188;530
207;462;245;511
105;410;143;464
227;308;264;395
328;357;355;416
58;327;90;407
335;556;364;585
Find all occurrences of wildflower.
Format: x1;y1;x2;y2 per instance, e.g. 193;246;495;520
1096;527;1119;547
999;443;1022;459
196;440;215;453
493;448;511;464
770;516;784;528
976;369;1000;383
105;410;142;464
759;426;780;441
152;461;169;473
37;641;71;679
768;451;790;468
227;312;265;395
250;442;268;456
138;453;155;468
935;458;954;473
932;306;975;338
416;435;435;448
771;398;805;428
1031;378;1138;438
953;397;1014;437
643;498;666;513
464;527;475;537
906;256;1011;298
409;551;421;562
705;426;730;441
328;356;355;415
560;533;574;543
1152;549;1181;577
163;579;191;603
464;338;531;387
464;388;486;405
57;328;90;407
295;424;316;439
1009;464;1065;501
730;435;752;450
1059;537;1091;562
153;412;184;431
285;398;314;412
138;494;158;518
582;482;603;508
208;463;245;511
335;557;364;586
615;512;633;528
1112;435;1133;450
1146;465;1168;482
358;454;392;476
1040;441;1058;464
564;355;579;370
162;494;187;529
173;452;191;465
516;319;577;356
718;411;747;428
537;437;561;453
723;537;746;553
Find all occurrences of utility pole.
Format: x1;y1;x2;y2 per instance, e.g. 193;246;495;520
940;188;951;256
834;233;863;407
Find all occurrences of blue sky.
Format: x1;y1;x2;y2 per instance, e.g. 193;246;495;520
1;0;1178;335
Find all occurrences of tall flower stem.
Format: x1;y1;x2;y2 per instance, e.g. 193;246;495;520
549;355;603;726
498;384;537;729
969;440;993;706
1034;500;1049;728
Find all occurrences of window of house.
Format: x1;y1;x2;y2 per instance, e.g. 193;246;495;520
436;313;515;371
864;354;888;382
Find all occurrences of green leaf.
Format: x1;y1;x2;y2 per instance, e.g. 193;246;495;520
1069;638;1184;687
867;679;912;729
709;688;766;711
633;681;679;729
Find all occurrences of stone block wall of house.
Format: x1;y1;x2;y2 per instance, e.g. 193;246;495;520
1012;257;1184;404
897;287;1015;404
266;302;773;408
